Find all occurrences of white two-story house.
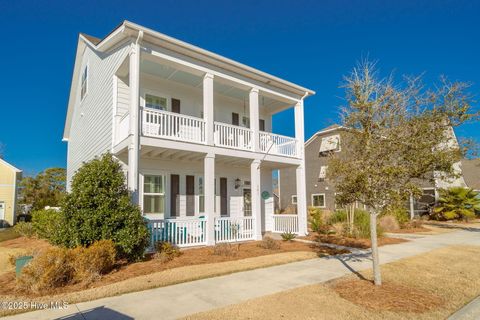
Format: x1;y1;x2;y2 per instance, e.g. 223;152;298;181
63;21;314;247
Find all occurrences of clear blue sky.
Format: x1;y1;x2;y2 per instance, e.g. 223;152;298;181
0;0;478;176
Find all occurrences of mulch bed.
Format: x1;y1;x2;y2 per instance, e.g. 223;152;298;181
0;239;349;298
331;278;444;313
301;233;408;249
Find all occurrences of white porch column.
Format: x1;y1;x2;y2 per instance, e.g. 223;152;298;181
294;100;308;235
204;153;216;245
203;73;214;145
128;38;141;203
249;88;260;152
251;159;262;240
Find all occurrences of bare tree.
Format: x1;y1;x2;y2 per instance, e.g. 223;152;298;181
328;60;478;285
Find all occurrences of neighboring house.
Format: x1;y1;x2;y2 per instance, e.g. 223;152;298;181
63;21;314;247
279;124;475;216
461;158;480;192
0;158;22;227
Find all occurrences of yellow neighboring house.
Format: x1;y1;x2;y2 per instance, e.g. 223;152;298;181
0;158;22;227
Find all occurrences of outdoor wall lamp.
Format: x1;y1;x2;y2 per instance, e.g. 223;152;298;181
234;178;242;189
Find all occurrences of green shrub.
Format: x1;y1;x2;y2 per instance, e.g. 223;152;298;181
382;206;409;226
59;153;149;261
431;187;480;221
328;210;347;225
212;243;238;257
331;209;384;239
13;222;35;238
308;207;323;232
154;241;182;262
281;232;297;241
31;209;64;242
257;236;280;250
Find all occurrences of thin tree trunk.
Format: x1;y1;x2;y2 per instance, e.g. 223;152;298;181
370;212;382;285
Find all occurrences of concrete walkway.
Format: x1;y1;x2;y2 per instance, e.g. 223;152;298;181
4;229;480;320
448;295;480;320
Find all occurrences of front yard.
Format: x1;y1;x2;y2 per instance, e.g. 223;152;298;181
0;236;348;317
185;245;480;320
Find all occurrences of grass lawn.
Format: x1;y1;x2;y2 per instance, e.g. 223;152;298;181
0;238;349;317
185;245;480;320
301;233;408;249
0;228;20;243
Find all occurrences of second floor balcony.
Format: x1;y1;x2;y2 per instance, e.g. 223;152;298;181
116;108;299;158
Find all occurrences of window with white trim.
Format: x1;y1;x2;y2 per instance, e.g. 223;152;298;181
81;65;88;101
145;94;167;110
312;194;326;208
143;175;165;214
291;195;297;204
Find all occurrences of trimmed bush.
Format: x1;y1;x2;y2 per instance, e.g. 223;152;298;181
154;241;182;262
17;247;75;293
281;232;297;241
378;215;400;232
60;153;149;261
257;237;280;250
17;240;117;293
13;222;35;238
72;240;116;282
212;243;238;257
31;209;64;242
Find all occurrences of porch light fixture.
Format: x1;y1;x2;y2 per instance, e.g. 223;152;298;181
234;178;242;189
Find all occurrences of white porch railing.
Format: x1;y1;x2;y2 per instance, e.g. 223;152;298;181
142;108;206;144
272;214;299;234
145;218;207;248
215;216;255;243
115;113;130;143
259;131;298;157
214;122;253;151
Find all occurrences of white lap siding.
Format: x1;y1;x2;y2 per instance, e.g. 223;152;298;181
66;41;131;189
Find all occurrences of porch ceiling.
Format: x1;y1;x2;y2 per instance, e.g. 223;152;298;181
140;54;294;114
140;147;205;162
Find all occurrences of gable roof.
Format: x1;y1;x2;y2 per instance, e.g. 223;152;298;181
63;21;315;141
305;124;344;147
0;158;22;173
461;158;480;190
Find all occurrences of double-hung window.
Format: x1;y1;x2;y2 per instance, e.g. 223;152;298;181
145;94;167;110
81;65;88;101
312;194;326;208
143;175;165;214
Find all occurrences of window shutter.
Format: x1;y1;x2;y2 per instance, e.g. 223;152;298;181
171;98;180;113
232;113;239;125
259;119;265;131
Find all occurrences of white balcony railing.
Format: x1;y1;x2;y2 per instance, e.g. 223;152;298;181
214;122;253;151
142;108;206;144
259;131;298;157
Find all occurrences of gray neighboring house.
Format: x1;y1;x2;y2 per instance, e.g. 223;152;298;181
279;124;479;214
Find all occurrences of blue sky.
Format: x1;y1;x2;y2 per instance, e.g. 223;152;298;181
0;0;478;175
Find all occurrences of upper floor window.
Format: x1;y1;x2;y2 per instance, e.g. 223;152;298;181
145;94;167;110
81;65;88;101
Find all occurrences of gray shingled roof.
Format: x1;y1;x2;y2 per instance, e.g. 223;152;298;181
461;158;480;190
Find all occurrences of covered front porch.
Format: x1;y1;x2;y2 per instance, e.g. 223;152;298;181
116;147;304;248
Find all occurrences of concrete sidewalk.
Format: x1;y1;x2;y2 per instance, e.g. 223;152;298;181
4;229;480;320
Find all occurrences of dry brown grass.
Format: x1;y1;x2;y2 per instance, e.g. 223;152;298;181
302;233;408;249
185;245;480;320
0;240;348;317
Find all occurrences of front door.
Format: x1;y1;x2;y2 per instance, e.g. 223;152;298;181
243;189;252;216
220;177;228;216
0;202;5;228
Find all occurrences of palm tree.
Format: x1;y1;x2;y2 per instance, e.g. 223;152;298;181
432;187;480;221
